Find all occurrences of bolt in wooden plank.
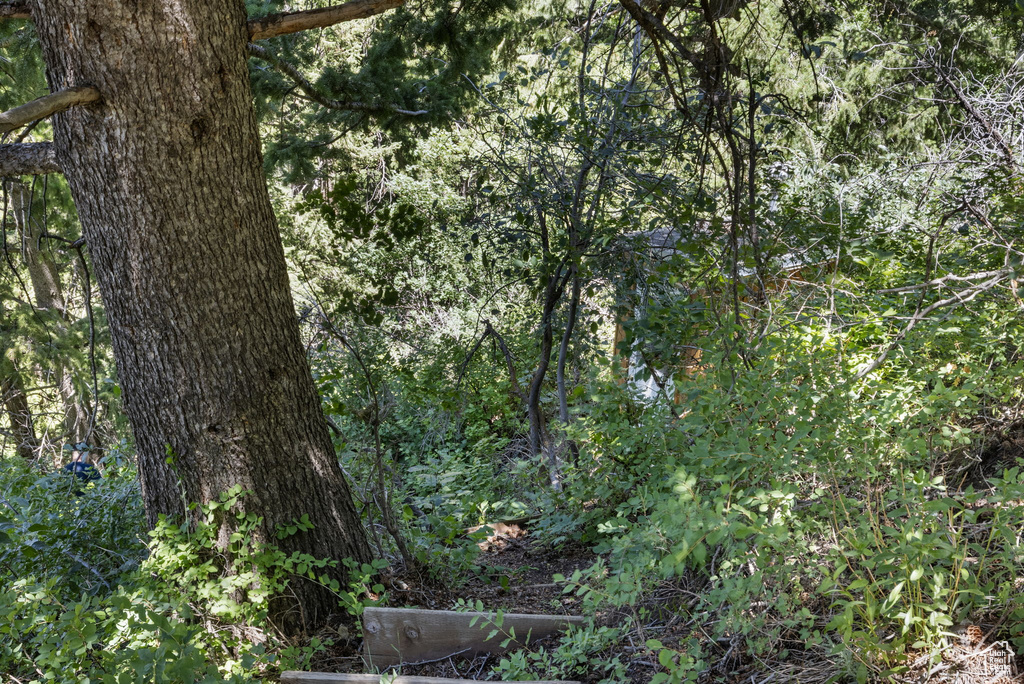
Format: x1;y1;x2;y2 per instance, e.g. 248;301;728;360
361;607;585;669
281;673;580;684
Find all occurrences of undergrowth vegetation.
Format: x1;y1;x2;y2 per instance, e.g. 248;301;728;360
2;287;1024;682
533;324;1024;683
4;0;1024;681
0;469;360;682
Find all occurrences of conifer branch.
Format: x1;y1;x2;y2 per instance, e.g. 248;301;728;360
0;1;30;20
0;142;61;176
0;87;101;135
247;44;426;116
248;0;404;41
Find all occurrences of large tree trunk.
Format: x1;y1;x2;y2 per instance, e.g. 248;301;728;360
30;0;372;630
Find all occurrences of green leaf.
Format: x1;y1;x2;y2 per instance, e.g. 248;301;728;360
887;581;905;605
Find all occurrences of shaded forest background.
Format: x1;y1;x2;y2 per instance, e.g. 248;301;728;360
3;0;1024;681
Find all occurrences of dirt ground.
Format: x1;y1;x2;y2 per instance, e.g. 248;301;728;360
305;525;607;681
300;420;1024;683
972;419;1024;483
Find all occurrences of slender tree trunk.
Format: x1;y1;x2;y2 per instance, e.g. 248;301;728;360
1;369;37;459
556;267;580;427
555;268;580;466
8;181;65;317
527;260;567;489
526;305;553;459
30;0;371;630
742;65;764;306
6;179;91;450
486;322;525;405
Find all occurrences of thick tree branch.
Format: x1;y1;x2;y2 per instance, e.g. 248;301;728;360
616;0;699;68
0;142;60;176
0;87;101;135
4;0;401;35
247;44;426;116
0;1;30;20
248;0;404;41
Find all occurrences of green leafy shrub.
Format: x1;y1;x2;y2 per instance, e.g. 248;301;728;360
0;456;146;600
0;476;377;683
512;305;1024;682
824;468;1024;674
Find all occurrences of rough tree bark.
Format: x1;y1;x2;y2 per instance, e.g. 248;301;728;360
28;0;371;630
0;143;60;176
0;368;38;459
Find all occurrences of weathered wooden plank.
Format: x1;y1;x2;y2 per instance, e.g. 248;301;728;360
281;673;580;684
361;607;585;669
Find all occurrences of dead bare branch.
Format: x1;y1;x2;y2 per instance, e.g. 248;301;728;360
856;272;1011;379
0;87;101;135
878;268;1013;294
248;0;403;41
455;321;525;402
